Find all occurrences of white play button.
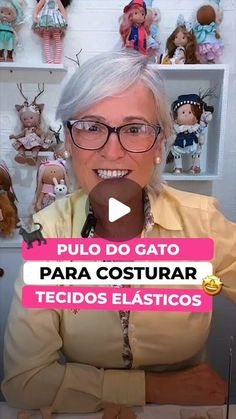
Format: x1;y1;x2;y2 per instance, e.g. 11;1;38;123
108;198;131;223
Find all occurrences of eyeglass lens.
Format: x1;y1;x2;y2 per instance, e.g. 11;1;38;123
70;121;158;152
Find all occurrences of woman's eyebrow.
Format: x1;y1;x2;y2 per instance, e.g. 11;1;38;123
123;116;150;123
79;115;151;124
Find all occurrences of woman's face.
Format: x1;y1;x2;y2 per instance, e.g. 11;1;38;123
66;82;164;195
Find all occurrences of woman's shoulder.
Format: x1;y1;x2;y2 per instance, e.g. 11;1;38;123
161;185;217;210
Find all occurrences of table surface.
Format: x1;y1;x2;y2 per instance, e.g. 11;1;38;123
0;403;236;419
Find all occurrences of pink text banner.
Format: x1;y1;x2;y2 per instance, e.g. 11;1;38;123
22;238;214;261
22;286;212;312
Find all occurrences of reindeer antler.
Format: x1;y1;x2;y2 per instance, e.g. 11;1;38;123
31;83;45;106
66;49;82;67
49;125;62;134
16;83;28;104
49;125;62;144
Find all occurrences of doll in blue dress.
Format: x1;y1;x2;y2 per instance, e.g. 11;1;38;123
32;0;72;64
194;3;224;63
0;0;24;62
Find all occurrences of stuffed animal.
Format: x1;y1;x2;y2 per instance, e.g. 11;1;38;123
10;84;53;165
171;93;214;174
35;159;70;211
32;0;72;64
194;2;224;63
49;177;68;199
0;0;25;62
162;15;199;64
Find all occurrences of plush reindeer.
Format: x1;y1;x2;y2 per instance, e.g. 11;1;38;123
9;84;53;166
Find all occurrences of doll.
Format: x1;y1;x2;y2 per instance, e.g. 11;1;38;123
162;15;199;64
0;160;18;235
145;7;161;55
0;0;24;62
0;189;18;236
32;0;72;64
171;93;214;174
0;159;18;217
119;0;151;55
35;159;70;211
194;3;224;63
10;84;53;165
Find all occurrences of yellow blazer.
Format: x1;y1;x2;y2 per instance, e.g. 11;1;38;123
2;186;236;413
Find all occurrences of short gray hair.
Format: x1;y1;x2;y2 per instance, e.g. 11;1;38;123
56;50;173;190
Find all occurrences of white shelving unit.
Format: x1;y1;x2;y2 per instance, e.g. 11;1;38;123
0;63;67;84
152;64;229;181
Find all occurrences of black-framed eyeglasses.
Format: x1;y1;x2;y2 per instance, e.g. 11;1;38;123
66;120;161;153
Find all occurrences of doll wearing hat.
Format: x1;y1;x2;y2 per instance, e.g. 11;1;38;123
35;159;70;211
0;0;24;61
171;94;213;174
120;0;150;55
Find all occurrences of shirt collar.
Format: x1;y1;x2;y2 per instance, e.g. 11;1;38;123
147;185;183;231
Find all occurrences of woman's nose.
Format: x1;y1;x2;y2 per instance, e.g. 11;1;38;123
100;132;126;160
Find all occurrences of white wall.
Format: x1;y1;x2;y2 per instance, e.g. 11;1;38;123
0;0;236;223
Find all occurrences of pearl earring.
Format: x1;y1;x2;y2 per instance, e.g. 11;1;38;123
154;156;161;165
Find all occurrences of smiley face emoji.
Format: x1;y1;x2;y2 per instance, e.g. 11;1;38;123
202;275;223;296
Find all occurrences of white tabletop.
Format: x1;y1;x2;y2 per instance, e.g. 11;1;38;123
0;403;236;419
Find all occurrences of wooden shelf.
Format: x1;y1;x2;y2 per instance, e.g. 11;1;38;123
0;63;67;84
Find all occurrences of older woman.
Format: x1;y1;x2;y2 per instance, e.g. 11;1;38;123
2;51;236;416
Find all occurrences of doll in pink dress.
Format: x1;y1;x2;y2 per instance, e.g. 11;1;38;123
9;84;52;165
32;0;72;64
194;3;224;63
35;159;70;211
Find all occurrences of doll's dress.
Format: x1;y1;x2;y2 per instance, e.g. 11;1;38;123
12;127;46;151
194;22;223;63
41;183;55;209
128;24;147;55
0;22;15;50
33;0;67;31
170;46;185;64
171;124;202;158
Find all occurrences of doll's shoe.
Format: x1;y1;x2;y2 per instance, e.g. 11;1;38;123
26;156;37;166
6;51;13;62
15;153;26;164
189;166;201;174
173;167;183;174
